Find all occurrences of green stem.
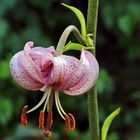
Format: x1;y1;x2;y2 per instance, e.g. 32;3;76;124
55;25;85;56
87;0;100;140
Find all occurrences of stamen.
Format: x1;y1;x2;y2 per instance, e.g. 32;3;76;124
56;93;67;116
68;113;76;131
39;110;44;129
65;113;76;132
55;91;65;120
65;115;71;133
43;87;52;112
21;105;28;127
27;87;52;113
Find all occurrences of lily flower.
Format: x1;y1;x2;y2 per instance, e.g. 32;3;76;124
10;41;99;136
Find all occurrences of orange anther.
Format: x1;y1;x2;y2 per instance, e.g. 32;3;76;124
21;105;28;127
39;110;45;129
65;113;76;133
65;115;71;133
68;113;76;131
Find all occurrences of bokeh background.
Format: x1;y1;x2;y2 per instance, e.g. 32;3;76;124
0;0;140;140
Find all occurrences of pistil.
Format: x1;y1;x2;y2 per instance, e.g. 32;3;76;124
43;111;53;137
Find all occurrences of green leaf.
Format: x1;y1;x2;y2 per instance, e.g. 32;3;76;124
85;34;94;47
101;108;121;140
62;3;86;38
63;41;84;52
63;41;94;52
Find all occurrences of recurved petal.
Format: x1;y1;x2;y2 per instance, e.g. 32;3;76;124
24;41;34;51
31;46;55;55
24;41;55;55
63;51;99;96
52;55;79;90
10;51;44;90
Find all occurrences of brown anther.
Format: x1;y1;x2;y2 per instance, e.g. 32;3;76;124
68;113;76;131
39;110;45;129
43;130;52;137
65;115;71;133
21;105;28;127
46;111;53;129
65;113;76;133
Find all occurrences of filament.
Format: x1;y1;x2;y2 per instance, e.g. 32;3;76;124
27;87;51;113
43;87;52;112
55;91;65;120
56;93;67;116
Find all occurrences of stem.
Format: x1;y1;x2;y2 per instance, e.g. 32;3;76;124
87;0;100;140
55;25;85;56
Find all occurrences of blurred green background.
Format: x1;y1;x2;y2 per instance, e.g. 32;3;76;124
0;0;140;140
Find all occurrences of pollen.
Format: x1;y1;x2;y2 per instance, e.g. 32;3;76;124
65;115;71;133
65;113;75;133
39;110;45;129
68;113;75;131
21;105;28;127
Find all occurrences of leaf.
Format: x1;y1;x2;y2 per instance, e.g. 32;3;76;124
101;108;121;140
62;3;86;38
63;41;84;52
63;42;93;52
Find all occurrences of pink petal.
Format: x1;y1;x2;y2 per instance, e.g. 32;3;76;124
22;51;44;83
63;51;99;96
31;46;55;56
24;41;34;51
53;55;79;90
10;41;99;95
10;52;44;90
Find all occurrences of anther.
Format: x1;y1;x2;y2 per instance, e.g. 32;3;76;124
39;110;45;129
21;105;28;127
65;115;71;133
65;113;75;133
68;113;75;131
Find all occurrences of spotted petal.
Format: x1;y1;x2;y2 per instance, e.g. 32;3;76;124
63;51;99;96
10;42;99;95
10;41;55;90
10;51;44;90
